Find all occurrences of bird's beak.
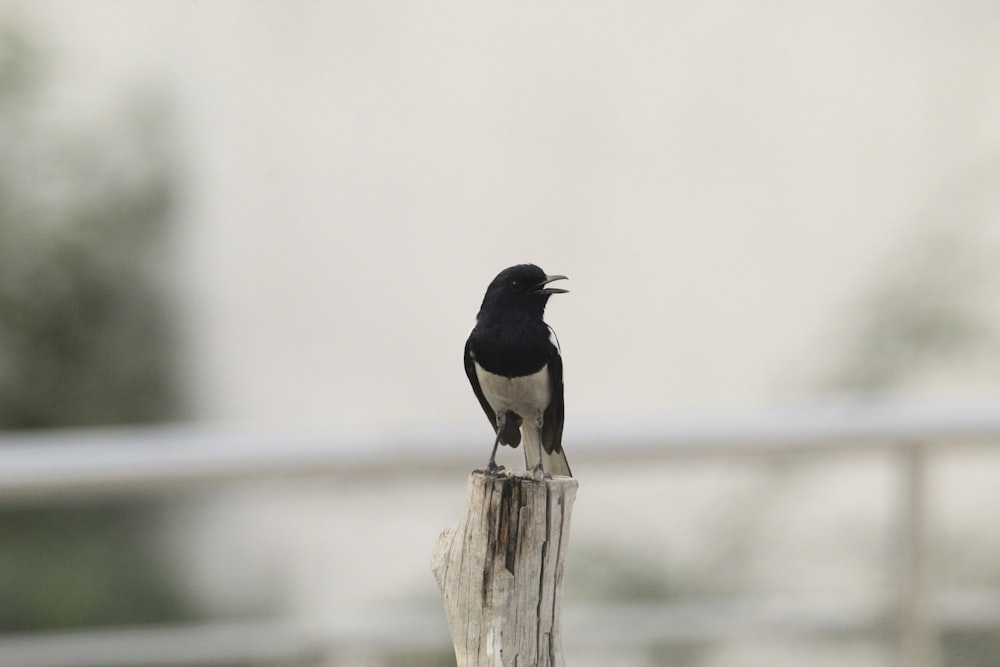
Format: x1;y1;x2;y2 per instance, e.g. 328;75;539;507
533;274;569;295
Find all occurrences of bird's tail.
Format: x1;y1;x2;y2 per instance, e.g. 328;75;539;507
523;426;572;477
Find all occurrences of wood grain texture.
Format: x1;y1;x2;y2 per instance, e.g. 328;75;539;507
432;471;578;667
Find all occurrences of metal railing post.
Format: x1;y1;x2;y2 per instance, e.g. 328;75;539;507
898;443;939;667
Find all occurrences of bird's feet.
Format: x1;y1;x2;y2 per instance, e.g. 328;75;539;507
482;460;505;476
531;464;548;481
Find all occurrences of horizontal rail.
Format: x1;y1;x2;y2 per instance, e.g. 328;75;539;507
4;593;1000;667
0;395;998;501
1;395;998;666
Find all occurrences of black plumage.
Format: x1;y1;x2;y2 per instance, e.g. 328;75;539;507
464;264;571;477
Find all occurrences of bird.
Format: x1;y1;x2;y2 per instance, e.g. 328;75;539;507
464;264;572;478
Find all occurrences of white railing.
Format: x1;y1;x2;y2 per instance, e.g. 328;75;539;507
1;394;999;667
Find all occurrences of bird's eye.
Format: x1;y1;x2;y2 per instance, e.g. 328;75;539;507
511;280;522;291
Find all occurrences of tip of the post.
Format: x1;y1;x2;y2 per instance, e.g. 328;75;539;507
469;468;578;489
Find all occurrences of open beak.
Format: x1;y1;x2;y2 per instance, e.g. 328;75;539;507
533;274;569;295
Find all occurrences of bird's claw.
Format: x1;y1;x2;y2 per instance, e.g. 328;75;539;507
531;465;547;481
484;461;505;476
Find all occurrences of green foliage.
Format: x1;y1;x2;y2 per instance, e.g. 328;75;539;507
372;649;456;667
828;227;990;392
0;25;178;430
0;20;192;633
0;503;191;631
942;630;1000;667
826;160;1000;393
568;545;680;602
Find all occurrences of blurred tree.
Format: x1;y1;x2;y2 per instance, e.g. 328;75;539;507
827;161;1000;393
0;26;179;428
0;21;194;631
824;163;1000;667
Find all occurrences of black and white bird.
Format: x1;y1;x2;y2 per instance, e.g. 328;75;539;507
464;264;572;478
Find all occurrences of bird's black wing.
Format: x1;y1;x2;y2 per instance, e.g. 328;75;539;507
541;328;565;457
464;335;496;429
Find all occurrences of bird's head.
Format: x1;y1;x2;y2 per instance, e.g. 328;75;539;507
479;264;568;318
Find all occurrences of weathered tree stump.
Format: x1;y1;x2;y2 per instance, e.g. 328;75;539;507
432;470;578;667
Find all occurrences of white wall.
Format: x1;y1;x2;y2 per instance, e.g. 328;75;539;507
8;1;1000;428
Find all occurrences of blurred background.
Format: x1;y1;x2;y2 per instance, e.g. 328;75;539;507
0;2;999;666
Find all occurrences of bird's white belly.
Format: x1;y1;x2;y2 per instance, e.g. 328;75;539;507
475;363;550;419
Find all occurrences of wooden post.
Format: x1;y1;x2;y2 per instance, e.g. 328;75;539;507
432;470;578;667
